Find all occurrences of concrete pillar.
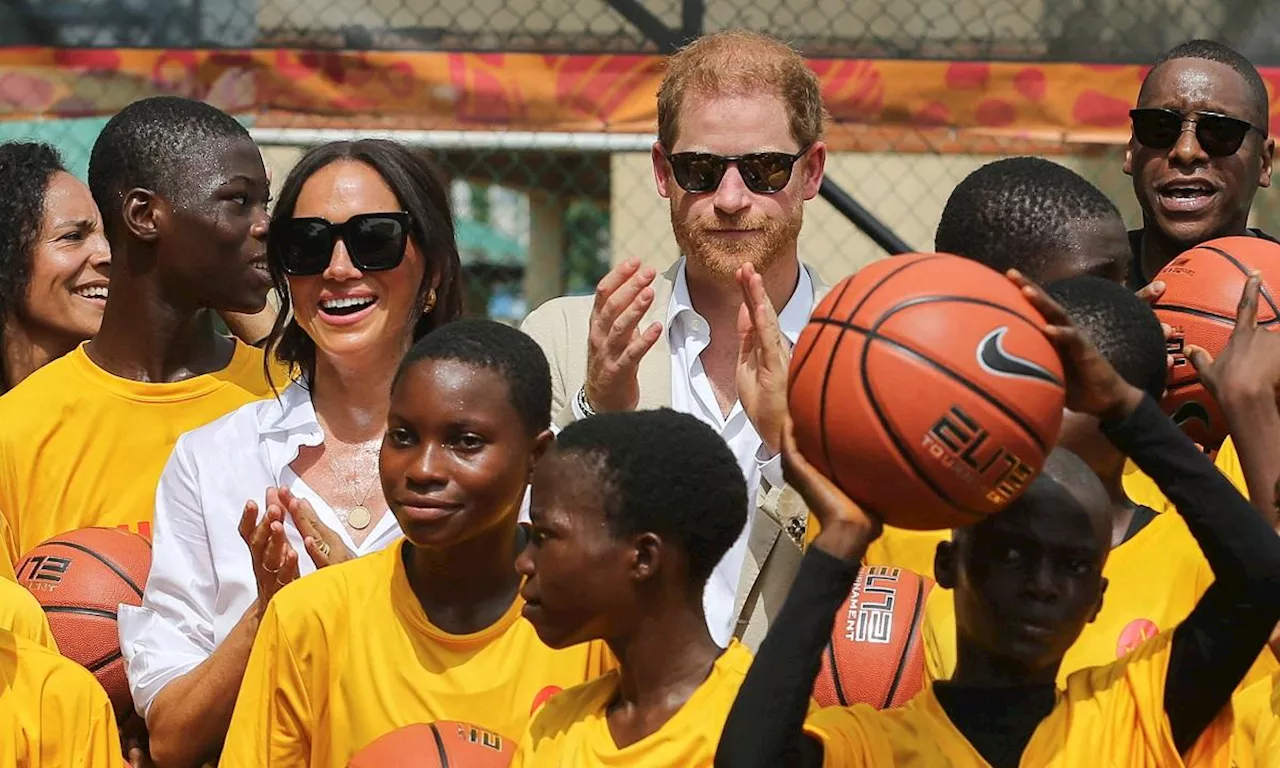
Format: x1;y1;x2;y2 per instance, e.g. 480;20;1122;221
525;189;566;310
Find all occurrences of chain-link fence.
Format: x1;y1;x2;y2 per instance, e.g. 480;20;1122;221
3;0;1278;322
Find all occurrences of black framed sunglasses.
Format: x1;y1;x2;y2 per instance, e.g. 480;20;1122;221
270;211;411;276
1129;108;1267;157
664;145;812;194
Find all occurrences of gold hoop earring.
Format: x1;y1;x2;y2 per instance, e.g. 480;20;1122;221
423;289;437;313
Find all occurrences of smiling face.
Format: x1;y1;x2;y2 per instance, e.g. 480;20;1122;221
283;159;427;368
652;91;825;282
22;171;111;343
380;358;539;551
1126;57;1275;250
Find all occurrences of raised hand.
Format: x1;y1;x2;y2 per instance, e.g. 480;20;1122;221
584;257;664;413
238;488;299;605
1009;270;1144;422
1186;273;1280;407
278;486;355;568
736;263;790;456
781;417;882;562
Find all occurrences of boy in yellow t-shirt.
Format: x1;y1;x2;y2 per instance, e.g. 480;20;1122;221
922;277;1221;686
511;409;753;768
221;321;614;767
714;276;1280;767
0;627;122;767
0;96;277;563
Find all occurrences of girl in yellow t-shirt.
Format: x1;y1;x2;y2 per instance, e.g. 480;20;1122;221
221;320;614;768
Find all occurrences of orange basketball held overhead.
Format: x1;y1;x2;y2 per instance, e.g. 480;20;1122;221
1152;236;1280;449
348;721;514;768
16;527;151;721
812;565;934;709
788;253;1066;530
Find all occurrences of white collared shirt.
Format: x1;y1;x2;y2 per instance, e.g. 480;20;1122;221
117;382;403;719
564;259;814;646
666;260;814;647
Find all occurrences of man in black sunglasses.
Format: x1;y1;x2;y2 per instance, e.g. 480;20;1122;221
1125;39;1276;291
523;30;829;653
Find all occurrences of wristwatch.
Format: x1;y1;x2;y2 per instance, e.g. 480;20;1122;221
576;385;597;418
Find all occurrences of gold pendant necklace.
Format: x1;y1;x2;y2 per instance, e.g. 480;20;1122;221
324;439;381;533
347;505;373;530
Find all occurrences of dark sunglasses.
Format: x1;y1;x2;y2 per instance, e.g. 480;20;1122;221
270;212;411;276
664;146;811;194
1129;108;1267;157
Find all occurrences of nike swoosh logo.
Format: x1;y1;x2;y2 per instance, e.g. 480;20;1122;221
977;327;1063;386
1171;400;1210;427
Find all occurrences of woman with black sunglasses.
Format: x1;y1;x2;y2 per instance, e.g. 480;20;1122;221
118;139;463;767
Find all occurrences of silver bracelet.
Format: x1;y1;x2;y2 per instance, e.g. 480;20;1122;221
576;385;597;418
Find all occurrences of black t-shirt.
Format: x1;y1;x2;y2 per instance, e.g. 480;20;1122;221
1127;227;1280;290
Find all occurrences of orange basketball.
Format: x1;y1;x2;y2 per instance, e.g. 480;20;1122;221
348;721;514;768
17;527;151;720
1153;236;1280;448
812;565;934;709
789;253;1065;530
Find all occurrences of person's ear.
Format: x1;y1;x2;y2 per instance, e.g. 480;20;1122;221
631;532;663;583
934;540;956;590
1087;576;1109;624
652;141;674;199
1122;136;1136;177
799;141;826;200
122;188;163;243
1258;136;1274;189
529;430;555;476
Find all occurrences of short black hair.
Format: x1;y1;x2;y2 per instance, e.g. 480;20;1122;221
935;157;1122;282
266;140;463;388
1141;39;1269;128
553;409;747;587
392;318;550;436
0;142;68;392
1046;275;1167;401
87;96;251;240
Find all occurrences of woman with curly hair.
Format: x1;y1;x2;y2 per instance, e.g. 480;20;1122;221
0;141;110;392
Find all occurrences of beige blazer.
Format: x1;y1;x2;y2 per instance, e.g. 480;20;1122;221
520;261;829;650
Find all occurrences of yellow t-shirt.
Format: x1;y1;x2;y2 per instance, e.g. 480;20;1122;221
512;640;754;768
1213;437;1250;497
806;629;1232;767
865;528;948;580
0;514;17;582
1122;459;1178;514
1234;670;1279;768
221;540;616;767
0;578;56;652
0;341;274;562
919;513;1277;689
0;627;122;768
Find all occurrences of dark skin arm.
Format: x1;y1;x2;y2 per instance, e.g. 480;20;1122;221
1021;273;1280;755
1187;273;1280;528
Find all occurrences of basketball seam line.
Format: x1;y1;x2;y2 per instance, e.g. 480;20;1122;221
815;256;946;501
429;721;450;768
1155;302;1280;324
825;641;847;707
87;649;123;673
881;579;926;708
42;539;145;599
1198;245;1280;317
41;605;119;620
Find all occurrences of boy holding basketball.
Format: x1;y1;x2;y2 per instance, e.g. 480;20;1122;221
0;96;277;561
221;320;614;767
715;275;1280;767
511;407;752;766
